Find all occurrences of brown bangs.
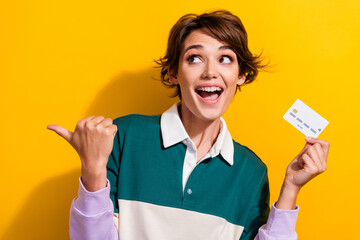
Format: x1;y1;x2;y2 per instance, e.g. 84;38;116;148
154;10;267;98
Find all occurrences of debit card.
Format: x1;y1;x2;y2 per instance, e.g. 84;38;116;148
283;99;329;138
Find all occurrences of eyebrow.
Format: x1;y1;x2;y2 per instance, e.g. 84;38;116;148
184;45;233;54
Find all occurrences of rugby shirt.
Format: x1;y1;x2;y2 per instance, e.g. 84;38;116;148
70;103;299;240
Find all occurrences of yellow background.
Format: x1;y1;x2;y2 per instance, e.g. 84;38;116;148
1;0;359;239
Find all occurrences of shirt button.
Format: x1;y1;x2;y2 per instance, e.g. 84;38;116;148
187;188;192;195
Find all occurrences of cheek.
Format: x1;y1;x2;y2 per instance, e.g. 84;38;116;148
223;65;240;84
178;66;197;86
224;75;240;88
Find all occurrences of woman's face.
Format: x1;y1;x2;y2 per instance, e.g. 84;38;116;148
170;29;245;122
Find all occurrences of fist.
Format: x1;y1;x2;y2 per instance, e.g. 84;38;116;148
284;137;330;190
47;116;118;191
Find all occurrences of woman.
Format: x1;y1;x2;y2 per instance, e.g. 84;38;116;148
48;10;329;240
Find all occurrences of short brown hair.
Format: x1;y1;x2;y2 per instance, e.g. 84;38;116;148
154;10;267;98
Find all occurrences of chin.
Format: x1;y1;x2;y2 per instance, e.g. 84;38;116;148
193;103;227;122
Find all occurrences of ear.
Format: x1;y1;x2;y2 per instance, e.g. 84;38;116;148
237;75;246;86
168;68;178;84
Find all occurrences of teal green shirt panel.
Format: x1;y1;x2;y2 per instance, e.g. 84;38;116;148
239;164;270;239
106;115;123;213
107;114;270;231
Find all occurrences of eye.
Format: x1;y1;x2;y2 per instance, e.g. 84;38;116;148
187;55;202;64
219;55;233;64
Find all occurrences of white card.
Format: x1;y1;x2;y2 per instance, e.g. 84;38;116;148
283;99;329;138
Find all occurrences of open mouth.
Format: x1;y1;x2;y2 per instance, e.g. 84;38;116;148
196;86;223;101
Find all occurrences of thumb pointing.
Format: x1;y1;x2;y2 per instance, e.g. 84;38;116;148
47;124;73;142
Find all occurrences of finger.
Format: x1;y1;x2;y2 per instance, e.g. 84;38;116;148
85;116;105;128
91;116;105;125
305;137;330;158
297;154;305;169
103;124;118;137
97;118;113;128
76;116;95;129
110;124;118;136
47;124;73;142
313;143;327;171
83;116;95;122
306;145;323;172
301;152;318;175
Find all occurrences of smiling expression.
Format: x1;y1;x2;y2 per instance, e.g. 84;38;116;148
169;29;246;122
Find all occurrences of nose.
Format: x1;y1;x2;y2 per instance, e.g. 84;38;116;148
201;60;219;79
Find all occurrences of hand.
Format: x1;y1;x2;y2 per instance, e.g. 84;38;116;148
284;137;330;191
276;137;330;210
47;116;118;191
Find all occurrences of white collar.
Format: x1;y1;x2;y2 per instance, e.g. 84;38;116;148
160;102;234;165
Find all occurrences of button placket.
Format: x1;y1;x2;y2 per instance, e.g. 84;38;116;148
182;138;199;205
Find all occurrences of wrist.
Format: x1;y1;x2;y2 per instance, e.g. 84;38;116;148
282;179;302;193
81;166;107;192
276;182;301;210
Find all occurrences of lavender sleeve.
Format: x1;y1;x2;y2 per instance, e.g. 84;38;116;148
69;178;118;240
254;203;299;240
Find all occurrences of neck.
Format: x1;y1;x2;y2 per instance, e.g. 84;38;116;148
178;102;221;151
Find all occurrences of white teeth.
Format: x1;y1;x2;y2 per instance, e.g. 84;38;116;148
197;86;222;92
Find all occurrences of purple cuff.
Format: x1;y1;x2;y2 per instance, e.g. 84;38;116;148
74;178;113;216
260;202;299;239
70;178;118;240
